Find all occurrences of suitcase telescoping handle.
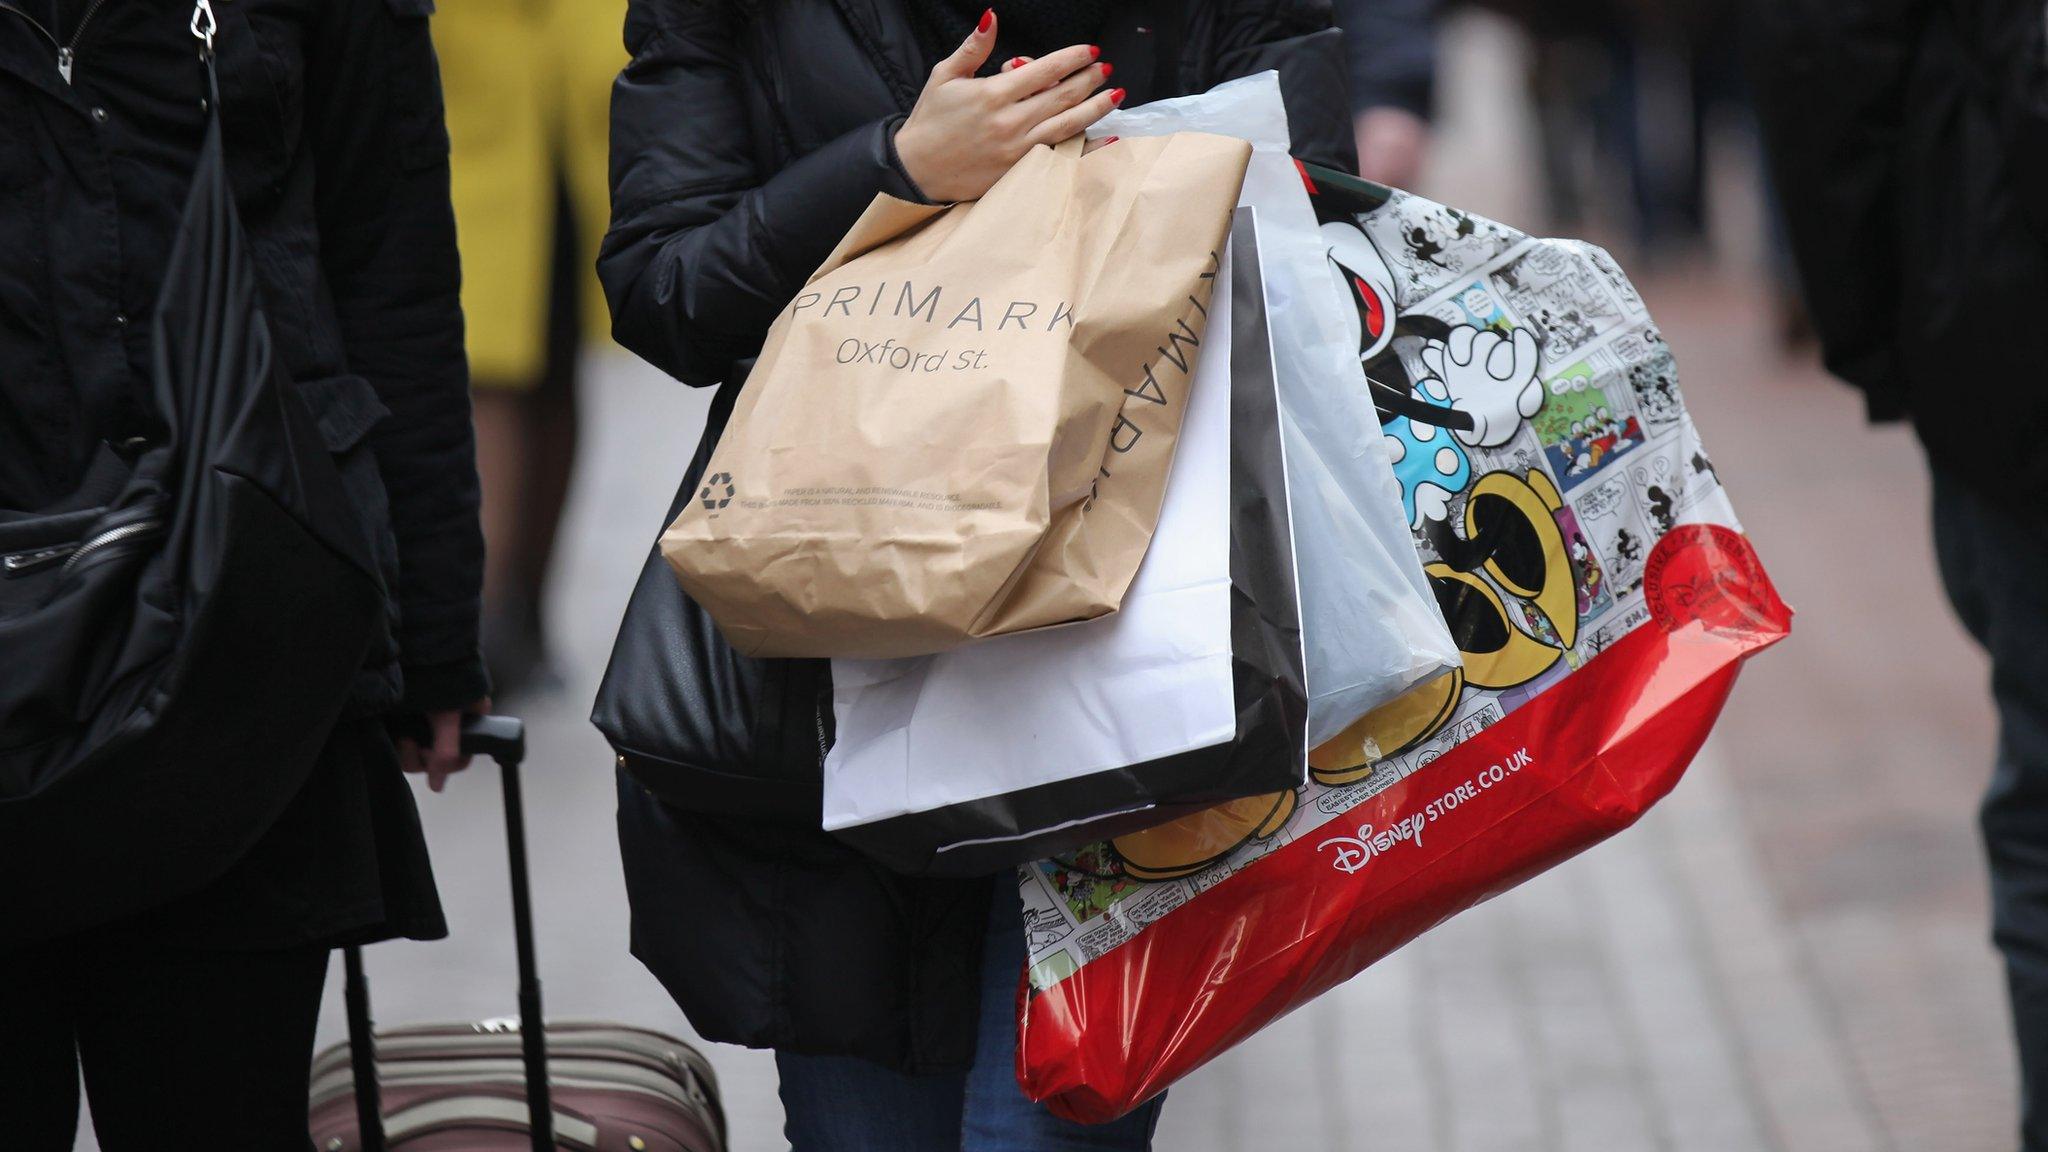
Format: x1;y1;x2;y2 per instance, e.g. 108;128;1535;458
344;714;556;1152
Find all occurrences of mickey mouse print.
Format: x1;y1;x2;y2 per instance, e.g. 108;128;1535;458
1017;166;1789;1126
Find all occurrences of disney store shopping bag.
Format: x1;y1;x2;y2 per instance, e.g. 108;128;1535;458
663;132;1251;659
824;212;1306;877
1015;166;1791;1123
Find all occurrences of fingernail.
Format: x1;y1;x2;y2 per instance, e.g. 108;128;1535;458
1006;56;1026;69
1110;87;1127;106
1088;44;1101;60
1102;136;1120;146
978;8;994;33
1099;62;1114;80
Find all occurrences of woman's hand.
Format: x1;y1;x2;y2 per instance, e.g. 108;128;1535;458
398;697;491;793
893;9;1124;202
1003;56;1120;153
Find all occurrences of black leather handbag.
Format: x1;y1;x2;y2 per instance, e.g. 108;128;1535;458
0;4;385;944
591;371;833;823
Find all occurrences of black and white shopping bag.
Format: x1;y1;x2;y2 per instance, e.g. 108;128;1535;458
822;210;1308;876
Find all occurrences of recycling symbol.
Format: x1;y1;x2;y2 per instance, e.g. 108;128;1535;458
701;472;734;510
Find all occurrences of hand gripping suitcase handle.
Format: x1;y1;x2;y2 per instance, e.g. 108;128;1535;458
345;714;555;1152
461;712;526;765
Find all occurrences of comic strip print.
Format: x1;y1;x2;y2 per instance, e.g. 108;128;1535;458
1571;241;1647;316
1359;195;1519;299
1628;421;1731;538
1022;172;1752;982
1493;244;1629;364
1555;502;1616;626
1627;348;1685;433
1571;473;1653;597
1532;361;1646;492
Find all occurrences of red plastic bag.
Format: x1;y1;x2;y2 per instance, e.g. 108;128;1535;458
1013;168;1791;1123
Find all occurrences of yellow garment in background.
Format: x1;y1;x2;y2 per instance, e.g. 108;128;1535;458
432;0;625;385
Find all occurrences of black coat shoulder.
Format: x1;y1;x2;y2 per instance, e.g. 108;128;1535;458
1747;0;2048;510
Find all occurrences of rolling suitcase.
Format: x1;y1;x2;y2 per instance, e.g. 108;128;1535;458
309;715;728;1152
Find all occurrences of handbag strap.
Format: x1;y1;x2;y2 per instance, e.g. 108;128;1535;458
191;0;219;110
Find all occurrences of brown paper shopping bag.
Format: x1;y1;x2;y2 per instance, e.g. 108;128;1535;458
662;132;1253;658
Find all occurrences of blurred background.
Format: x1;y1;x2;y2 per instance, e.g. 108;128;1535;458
89;5;2013;1149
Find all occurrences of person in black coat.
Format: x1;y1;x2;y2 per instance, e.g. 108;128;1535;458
599;0;1352;1145
1748;2;2048;1148
0;0;486;1145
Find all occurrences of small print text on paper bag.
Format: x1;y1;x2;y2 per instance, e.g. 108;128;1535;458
662;133;1253;658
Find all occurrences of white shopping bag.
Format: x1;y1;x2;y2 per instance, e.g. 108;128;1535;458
1091;73;1461;747
824;214;1306;875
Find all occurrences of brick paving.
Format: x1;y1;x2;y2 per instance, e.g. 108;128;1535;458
1666;269;2018;1152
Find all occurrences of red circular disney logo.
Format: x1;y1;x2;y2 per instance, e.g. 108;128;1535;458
1642;523;1789;638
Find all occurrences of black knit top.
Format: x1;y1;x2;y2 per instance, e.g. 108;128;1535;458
899;0;1112;67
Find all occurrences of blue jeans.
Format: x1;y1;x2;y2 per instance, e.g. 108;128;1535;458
1934;470;2048;1151
777;883;1166;1151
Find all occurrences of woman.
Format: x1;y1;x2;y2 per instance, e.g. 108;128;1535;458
601;3;1351;1147
432;0;626;697
0;0;484;1145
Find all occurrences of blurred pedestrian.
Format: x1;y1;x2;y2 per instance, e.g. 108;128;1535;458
0;0;485;1146
1748;2;2048;1147
1462;0;1615;230
436;0;626;699
1477;0;1747;255
599;3;1353;1147
1333;0;1437;188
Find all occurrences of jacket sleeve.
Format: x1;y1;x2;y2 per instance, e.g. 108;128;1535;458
306;0;488;711
1746;0;1927;418
1332;0;1437;118
1203;0;1361;172
600;1;930;387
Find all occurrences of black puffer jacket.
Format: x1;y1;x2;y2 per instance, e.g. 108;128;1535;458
1748;0;2048;516
601;0;1354;1072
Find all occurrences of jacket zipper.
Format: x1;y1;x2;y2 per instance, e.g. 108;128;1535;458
0;0;111;83
3;517;163;579
1;543;74;576
57;518;161;577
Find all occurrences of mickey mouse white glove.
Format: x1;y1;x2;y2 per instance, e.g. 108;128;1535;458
1418;325;1543;448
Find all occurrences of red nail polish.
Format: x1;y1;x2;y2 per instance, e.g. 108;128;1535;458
1088;45;1102;60
1100;62;1114;80
1006;56;1026;69
1102;136;1120;145
977;9;994;34
1110;87;1127;106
